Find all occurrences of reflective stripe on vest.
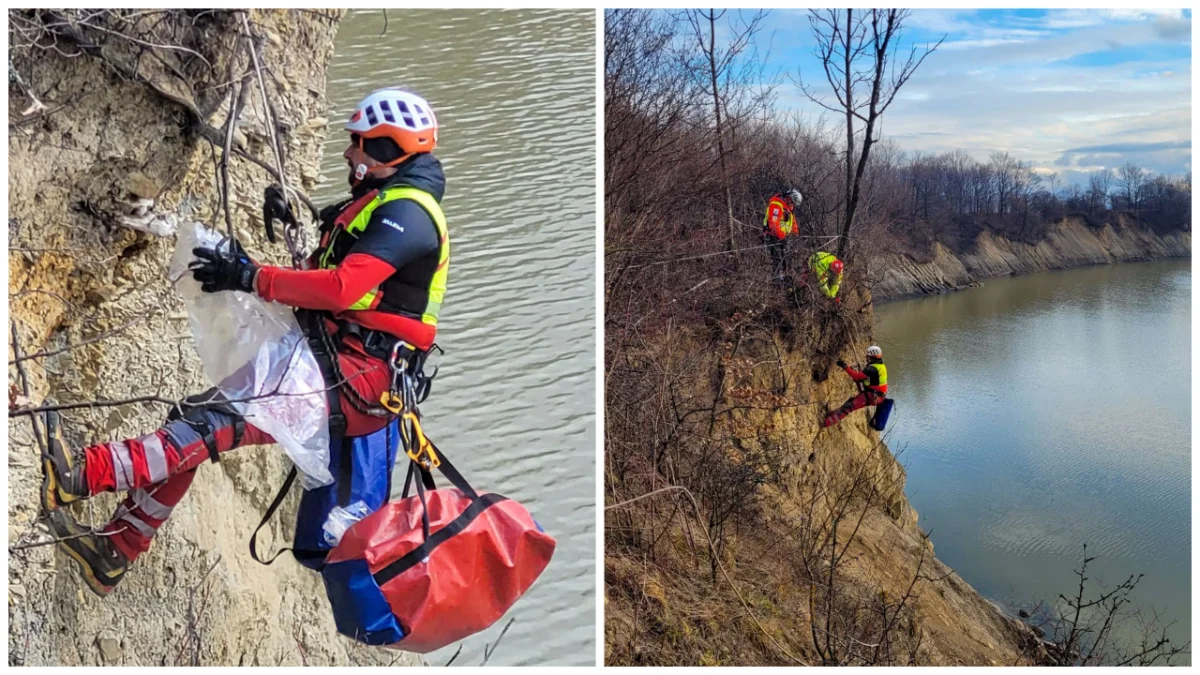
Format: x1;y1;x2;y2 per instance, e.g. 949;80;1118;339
318;186;449;325
764;196;795;238
868;362;887;387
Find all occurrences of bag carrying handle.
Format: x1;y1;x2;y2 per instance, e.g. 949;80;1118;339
249;467;299;565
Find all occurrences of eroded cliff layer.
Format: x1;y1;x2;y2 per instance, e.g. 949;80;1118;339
604;291;1043;665
874;216;1190;302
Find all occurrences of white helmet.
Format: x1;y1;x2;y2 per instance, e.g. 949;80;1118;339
788;189;803;206
866;345;882;358
345;88;438;180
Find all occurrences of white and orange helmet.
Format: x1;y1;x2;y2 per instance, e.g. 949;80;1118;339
345;87;439;167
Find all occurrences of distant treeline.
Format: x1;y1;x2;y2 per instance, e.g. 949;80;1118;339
606;9;1191;272
878;151;1192;254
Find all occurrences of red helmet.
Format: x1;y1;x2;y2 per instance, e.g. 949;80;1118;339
830;259;844;275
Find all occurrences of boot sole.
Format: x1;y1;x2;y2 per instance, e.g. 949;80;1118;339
40;453;81;511
55;539;122;598
40;413;82;511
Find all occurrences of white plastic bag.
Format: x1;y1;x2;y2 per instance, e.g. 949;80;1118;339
322;500;373;547
170;222;333;488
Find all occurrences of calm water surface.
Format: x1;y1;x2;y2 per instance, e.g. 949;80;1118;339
315;9;596;666
876;260;1190;655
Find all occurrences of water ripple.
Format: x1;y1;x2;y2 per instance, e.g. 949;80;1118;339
315;9;595;667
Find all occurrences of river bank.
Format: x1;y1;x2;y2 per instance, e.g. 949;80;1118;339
872;215;1190;302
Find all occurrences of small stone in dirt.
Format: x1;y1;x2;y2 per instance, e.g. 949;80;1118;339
97;635;122;662
10;584;26;598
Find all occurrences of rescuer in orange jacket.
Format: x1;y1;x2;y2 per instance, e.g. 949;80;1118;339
763;188;802;280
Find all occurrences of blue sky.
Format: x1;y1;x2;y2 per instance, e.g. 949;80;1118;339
715;8;1192;185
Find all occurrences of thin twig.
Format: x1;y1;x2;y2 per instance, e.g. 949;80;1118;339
480;617;516;665
10;321;46;459
9;315;148;366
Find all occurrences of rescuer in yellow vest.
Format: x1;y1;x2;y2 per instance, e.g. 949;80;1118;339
763;188;802;280
803;250;843;302
823;346;888;427
40;87;450;596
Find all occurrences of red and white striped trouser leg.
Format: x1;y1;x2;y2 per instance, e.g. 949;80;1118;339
824;390;884;427
84;409;275;561
83;347;393;561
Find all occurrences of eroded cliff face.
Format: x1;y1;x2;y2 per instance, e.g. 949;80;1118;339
874;216;1191;302
604;292;1043;665
8;10;415;666
724;326;1036;665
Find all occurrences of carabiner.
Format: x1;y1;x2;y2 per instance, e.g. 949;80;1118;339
401;411;440;469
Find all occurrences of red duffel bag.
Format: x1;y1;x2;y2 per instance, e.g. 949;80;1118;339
320;421;556;652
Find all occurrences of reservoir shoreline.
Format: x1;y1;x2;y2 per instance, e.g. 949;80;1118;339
872;215;1190;303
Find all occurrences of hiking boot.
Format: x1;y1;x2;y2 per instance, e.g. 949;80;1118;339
40;412;89;511
46;510;128;597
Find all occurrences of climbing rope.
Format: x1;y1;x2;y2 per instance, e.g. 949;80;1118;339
621;234;842;271
240;12;306;269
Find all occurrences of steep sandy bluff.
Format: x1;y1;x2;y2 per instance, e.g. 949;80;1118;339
603;289;1043;665
873;215;1191;301
8;10;416;666
728;319;1040;665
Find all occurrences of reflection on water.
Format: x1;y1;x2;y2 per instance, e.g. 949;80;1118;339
314;9;596;666
877;260;1191;657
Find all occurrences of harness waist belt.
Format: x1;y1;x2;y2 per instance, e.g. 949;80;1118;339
336;320;415;363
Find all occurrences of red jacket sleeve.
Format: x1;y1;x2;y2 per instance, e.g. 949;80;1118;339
844;366;867;382
255;253;396;311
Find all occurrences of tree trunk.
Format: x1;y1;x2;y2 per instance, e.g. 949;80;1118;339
707;10;736;251
842;8;854;253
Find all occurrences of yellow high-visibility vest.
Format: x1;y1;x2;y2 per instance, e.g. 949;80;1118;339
318;186;449;326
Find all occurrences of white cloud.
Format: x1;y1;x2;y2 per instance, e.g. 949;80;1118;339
939;38;1030;51
766;9;1192;180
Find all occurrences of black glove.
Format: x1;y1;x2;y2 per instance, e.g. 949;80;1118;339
836;359;847;368
262;185;296;243
191;246;258;294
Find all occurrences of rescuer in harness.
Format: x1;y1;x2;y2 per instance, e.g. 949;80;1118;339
802;251;844;303
39;87;450;596
763;188;802;280
822;345;887;428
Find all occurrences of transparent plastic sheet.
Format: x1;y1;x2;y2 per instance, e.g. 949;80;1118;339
170;222;333;488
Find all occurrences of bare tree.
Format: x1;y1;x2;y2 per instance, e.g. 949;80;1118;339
682;8;769;251
1021;545;1190;666
799;9;942;259
1118;162;1145;212
1087;169;1114;213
